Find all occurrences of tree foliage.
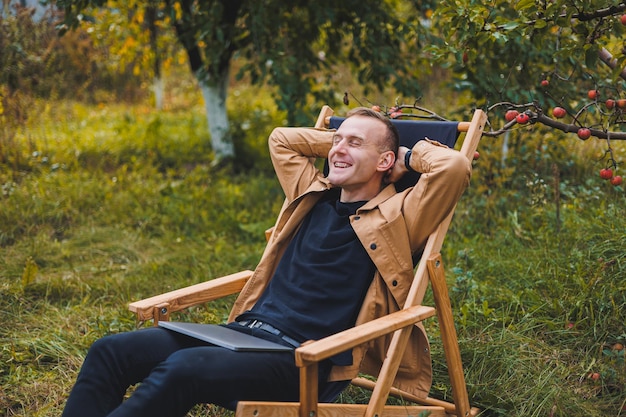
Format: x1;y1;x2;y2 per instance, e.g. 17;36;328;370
421;0;626;182
431;1;626;106
55;0;433;126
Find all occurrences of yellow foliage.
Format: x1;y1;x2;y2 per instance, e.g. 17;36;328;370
163;56;173;71
135;9;144;25
121;36;137;52
174;2;182;20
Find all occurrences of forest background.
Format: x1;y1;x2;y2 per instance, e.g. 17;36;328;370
1;1;625;416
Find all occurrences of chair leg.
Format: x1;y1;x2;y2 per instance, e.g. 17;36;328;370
364;326;413;417
427;254;471;417
299;363;319;417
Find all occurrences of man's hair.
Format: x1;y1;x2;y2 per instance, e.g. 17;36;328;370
346;107;400;157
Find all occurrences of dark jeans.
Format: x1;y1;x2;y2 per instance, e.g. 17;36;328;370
62;327;348;417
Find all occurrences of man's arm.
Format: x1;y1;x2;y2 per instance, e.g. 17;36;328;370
396;139;472;252
268;127;335;202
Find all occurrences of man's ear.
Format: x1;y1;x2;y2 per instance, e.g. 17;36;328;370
377;151;396;172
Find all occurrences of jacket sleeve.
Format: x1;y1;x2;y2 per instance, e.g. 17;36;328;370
403;139;472;252
268;127;335;202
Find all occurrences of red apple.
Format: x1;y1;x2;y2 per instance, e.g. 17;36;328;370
587;90;598;100
577;128;591;140
611;175;623;186
516;113;530;124
541;79;549;87
606;99;615;109
505;110;519;122
552;107;566;118
600;168;613;180
621;14;626;25
617;99;626;109
473;151;480;160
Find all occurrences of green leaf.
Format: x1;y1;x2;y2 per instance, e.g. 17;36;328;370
515;0;535;11
500;22;520;30
492;32;508;43
533;19;546;29
585;46;599;69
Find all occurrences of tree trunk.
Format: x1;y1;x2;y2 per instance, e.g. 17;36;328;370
152;76;164;110
146;4;163;110
198;66;234;160
170;0;240;161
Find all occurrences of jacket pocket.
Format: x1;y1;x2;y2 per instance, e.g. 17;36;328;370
378;215;412;273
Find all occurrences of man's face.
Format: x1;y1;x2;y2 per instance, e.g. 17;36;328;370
327;115;394;202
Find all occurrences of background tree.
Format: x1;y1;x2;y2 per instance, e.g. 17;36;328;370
423;0;626;186
76;0;181;109
55;0;433;162
431;1;626;133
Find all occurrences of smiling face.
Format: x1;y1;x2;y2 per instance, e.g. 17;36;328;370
327;115;396;202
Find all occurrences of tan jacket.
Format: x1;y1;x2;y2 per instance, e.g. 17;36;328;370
229;126;471;398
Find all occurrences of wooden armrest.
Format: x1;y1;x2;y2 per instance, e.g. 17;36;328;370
128;270;254;322
295;305;435;366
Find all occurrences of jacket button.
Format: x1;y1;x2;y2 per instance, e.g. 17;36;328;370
392;280;398;286
370;243;377;250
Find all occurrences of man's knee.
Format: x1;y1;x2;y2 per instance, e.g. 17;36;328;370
86;334;117;360
83;332;139;371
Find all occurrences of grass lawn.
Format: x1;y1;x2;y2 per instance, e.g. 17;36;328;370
1;97;625;416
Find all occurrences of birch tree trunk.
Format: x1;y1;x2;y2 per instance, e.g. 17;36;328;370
152;76;164;110
198;66;234;160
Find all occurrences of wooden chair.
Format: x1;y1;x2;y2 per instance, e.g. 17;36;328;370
129;106;488;417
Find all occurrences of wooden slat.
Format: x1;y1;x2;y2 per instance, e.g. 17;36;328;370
153;302;170;325
316;105;334;128
128;270;253;321
428;254;470;417
294;305;436;366
299;365;318;417
351;377;481;417
237;402;447;417
457;121;471;132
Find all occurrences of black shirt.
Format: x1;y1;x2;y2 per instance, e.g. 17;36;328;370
236;190;375;365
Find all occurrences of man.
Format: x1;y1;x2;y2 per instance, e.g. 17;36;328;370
62;107;471;417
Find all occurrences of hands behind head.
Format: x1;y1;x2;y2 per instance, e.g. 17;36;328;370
385;146;411;184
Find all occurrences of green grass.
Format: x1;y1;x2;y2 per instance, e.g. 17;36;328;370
1;96;625;417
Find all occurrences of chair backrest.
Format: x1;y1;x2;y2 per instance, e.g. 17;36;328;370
325;116;462;192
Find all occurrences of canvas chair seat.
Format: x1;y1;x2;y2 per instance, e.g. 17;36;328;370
129;105;488;417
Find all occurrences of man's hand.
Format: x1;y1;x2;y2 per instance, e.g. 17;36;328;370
386;146;411;184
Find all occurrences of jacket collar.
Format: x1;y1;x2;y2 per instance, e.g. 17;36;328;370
358;184;397;211
309;176;396;210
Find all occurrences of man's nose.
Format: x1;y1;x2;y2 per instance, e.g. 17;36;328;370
333;138;348;152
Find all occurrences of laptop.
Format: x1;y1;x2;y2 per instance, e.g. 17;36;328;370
158;321;294;352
